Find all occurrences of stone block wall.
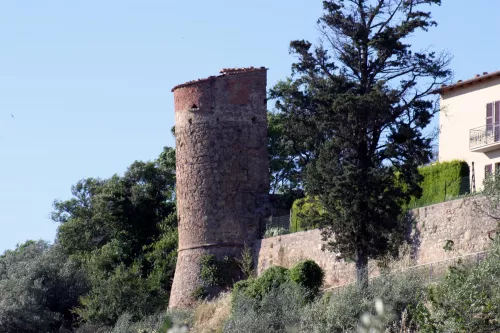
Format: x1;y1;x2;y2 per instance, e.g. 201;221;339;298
170;67;270;308
254;197;498;288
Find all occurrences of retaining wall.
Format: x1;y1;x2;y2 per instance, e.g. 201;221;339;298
253;197;497;288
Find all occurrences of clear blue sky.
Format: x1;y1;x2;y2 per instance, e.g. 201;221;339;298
0;0;496;252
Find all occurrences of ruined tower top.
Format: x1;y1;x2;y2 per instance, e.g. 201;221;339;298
171;66;267;92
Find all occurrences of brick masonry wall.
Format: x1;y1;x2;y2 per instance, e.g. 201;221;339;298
254;197;498;288
169;68;270;308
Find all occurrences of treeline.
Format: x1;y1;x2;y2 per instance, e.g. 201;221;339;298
0;147;178;332
0;110;306;332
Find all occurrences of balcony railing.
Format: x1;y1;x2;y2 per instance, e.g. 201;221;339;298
470;123;500;151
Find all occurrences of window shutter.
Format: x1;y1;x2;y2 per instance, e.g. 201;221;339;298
495;101;500;123
487;103;493;130
485;164;493;177
495;102;500;141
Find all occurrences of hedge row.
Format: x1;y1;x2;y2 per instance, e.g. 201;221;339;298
408;160;470;208
290;197;324;232
290;160;470;230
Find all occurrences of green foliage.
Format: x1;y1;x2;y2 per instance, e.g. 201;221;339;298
52;146;178;326
191;286;208;301
408;160;470;208
357;299;395;333
300;272;424;332
291;161;470;231
290;196;325;232
224;282;306;333
75;260;168;325
443;239;454;252
85;310;191;333
263;226;289;238
200;254;224;287
228;268;422;333
270;0;450;286
236;266;291;300
472;170;500;222
289;260;324;296
268;111;305;196
233;261;324;303
237;245;254;279
414;240;500;332
0;241;89;333
200;254;239;288
232;279;253;296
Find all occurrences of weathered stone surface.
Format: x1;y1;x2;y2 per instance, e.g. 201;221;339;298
169;68;269;308
254;197;497;288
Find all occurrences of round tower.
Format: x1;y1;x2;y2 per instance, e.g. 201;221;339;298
169;67;269;308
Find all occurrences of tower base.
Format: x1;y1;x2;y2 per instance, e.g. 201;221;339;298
169;245;245;308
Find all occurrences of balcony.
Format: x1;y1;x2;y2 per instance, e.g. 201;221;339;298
470;123;500;152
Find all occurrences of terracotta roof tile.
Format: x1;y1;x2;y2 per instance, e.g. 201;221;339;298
434;70;500;94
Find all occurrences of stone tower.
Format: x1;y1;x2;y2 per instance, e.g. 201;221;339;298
169;67;269;308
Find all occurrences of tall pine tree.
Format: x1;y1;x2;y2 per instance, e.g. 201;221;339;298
270;0;451;286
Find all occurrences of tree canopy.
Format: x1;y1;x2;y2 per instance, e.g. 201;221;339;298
270;0;451;285
51;146;178;325
0;241;88;332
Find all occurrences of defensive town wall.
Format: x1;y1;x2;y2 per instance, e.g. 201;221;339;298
169;67;269;308
169;66;498;308
254;197;498;288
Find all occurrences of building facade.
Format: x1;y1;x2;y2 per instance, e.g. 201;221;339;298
438;71;500;190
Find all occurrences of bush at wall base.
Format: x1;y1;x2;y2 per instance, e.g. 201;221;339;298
232;260;324;301
290;260;324;296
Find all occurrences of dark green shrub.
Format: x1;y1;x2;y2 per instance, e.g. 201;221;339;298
200;254;239;288
290;260;324;296
409;160;469;208
200;254;224;287
75;262;164;325
191;286;207;301
233;266;290;300
232;279;253;295
246;266;290;299
291;161;470;229
0;241;89;333
290;196;325;232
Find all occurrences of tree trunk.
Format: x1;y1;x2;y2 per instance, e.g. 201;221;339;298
355;249;369;289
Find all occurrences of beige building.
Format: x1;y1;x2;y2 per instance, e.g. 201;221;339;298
438;71;500;190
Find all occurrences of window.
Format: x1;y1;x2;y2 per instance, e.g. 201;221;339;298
485;164;493;178
486;102;500;141
496;162;500;175
487;102;493;130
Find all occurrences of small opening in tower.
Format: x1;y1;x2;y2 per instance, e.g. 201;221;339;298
188;118;192;125
190;103;199;111
251;116;256;123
